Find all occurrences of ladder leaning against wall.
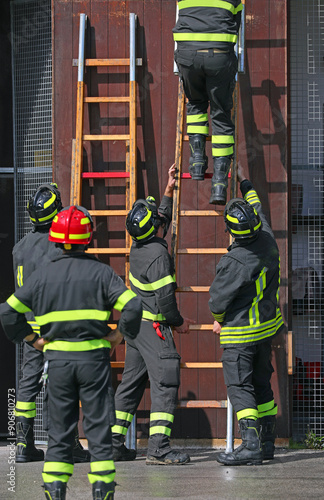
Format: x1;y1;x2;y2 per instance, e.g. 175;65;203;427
171;1;246;452
70;12;141;450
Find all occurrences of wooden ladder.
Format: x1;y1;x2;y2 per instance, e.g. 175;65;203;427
70;13;141;270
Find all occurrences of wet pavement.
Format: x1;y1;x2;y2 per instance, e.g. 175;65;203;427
1;442;324;499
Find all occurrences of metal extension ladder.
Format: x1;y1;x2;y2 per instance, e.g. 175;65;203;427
71;12;141;450
172;1;246;453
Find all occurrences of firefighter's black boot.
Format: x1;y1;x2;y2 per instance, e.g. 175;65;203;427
16;416;44;463
217;419;263;466
188;134;208;180
72;425;90;463
92;480;115;500
112;432;136;461
260;415;276;459
209;156;232;205
146;449;190;465
43;481;66;500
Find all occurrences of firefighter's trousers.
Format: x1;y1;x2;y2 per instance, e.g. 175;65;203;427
113;321;180;457
43;354;115;486
221;338;276;421
15;343;44;419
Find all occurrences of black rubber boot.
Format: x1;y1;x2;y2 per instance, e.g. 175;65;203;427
16;416;44;463
113;443;136;461
188;134;208;180
260;415;276;459
209;156;232;205
146;449;190;465
217;419;263;466
44;481;67;500
92;480;115;500
73;425;91;463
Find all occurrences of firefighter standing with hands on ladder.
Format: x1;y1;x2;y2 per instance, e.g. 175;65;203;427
173;0;243;205
12;183;90;464
209;164;284;465
112;164;194;465
0;205;142;500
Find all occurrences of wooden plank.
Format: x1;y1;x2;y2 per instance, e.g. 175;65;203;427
87;248;130;254
83;134;130;141
177;248;227;254
177;400;227;408
84;97;130;103
89;210;128;216
85;58;130;66
177;286;209;292
180;210;223;216
188;324;213;331
181;362;222;369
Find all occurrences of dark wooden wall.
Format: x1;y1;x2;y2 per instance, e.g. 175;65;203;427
53;0;289;440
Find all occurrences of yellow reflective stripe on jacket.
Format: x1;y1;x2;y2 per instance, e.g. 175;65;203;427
220;312;284;344
34;309;111;326
244;189;260;205
7;294;31;314
174;33;238;43
43;339;111;353
212;311;225;323
178;0;243;15
150;412;174;423
129;272;176;291
17;265;23;287
142;310;166;322
113;289;137;312
43;462;74;475
249;267;268;325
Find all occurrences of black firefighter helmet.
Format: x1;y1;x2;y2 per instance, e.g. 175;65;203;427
224;198;262;239
126;196;168;242
27;183;62;229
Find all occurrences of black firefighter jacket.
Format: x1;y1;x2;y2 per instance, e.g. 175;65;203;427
173;0;243;51
128;195;183;327
209;181;285;348
0;252;142;360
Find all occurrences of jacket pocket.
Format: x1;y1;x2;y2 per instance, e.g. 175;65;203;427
174;49;195;68
158;353;181;387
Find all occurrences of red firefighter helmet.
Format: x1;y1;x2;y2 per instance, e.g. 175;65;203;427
49;205;93;245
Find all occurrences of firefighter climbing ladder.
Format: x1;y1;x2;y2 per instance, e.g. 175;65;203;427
70;13;141;449
172;2;245;452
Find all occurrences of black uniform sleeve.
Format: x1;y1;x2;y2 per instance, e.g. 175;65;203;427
240;180;275;238
107;271;142;340
147;254;183;327
158;195;172;223
0;296;34;343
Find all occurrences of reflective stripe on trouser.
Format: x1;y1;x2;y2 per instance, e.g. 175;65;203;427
42;461;74;484
111;410;134;437
112;321;180;455
88;460;116;485
212;134;234;157
15;401;36;419
221;339;275;418
258;400;278;418
149;412;174;438
186;113;209;135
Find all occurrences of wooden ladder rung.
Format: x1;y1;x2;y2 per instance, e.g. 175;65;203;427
177;286;209;292
82;172;130;179
178;400;227;408
89;210;128;216
188;324;213;331
83;134;130;141
84;96;130;103
181;362;222;368
177;248;227;255
180;210;223;216
87;248;130;255
73;57;143;67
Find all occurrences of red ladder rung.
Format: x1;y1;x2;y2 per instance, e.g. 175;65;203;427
81;172;130;179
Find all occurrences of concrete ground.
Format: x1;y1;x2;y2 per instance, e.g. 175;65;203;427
1;442;324;500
